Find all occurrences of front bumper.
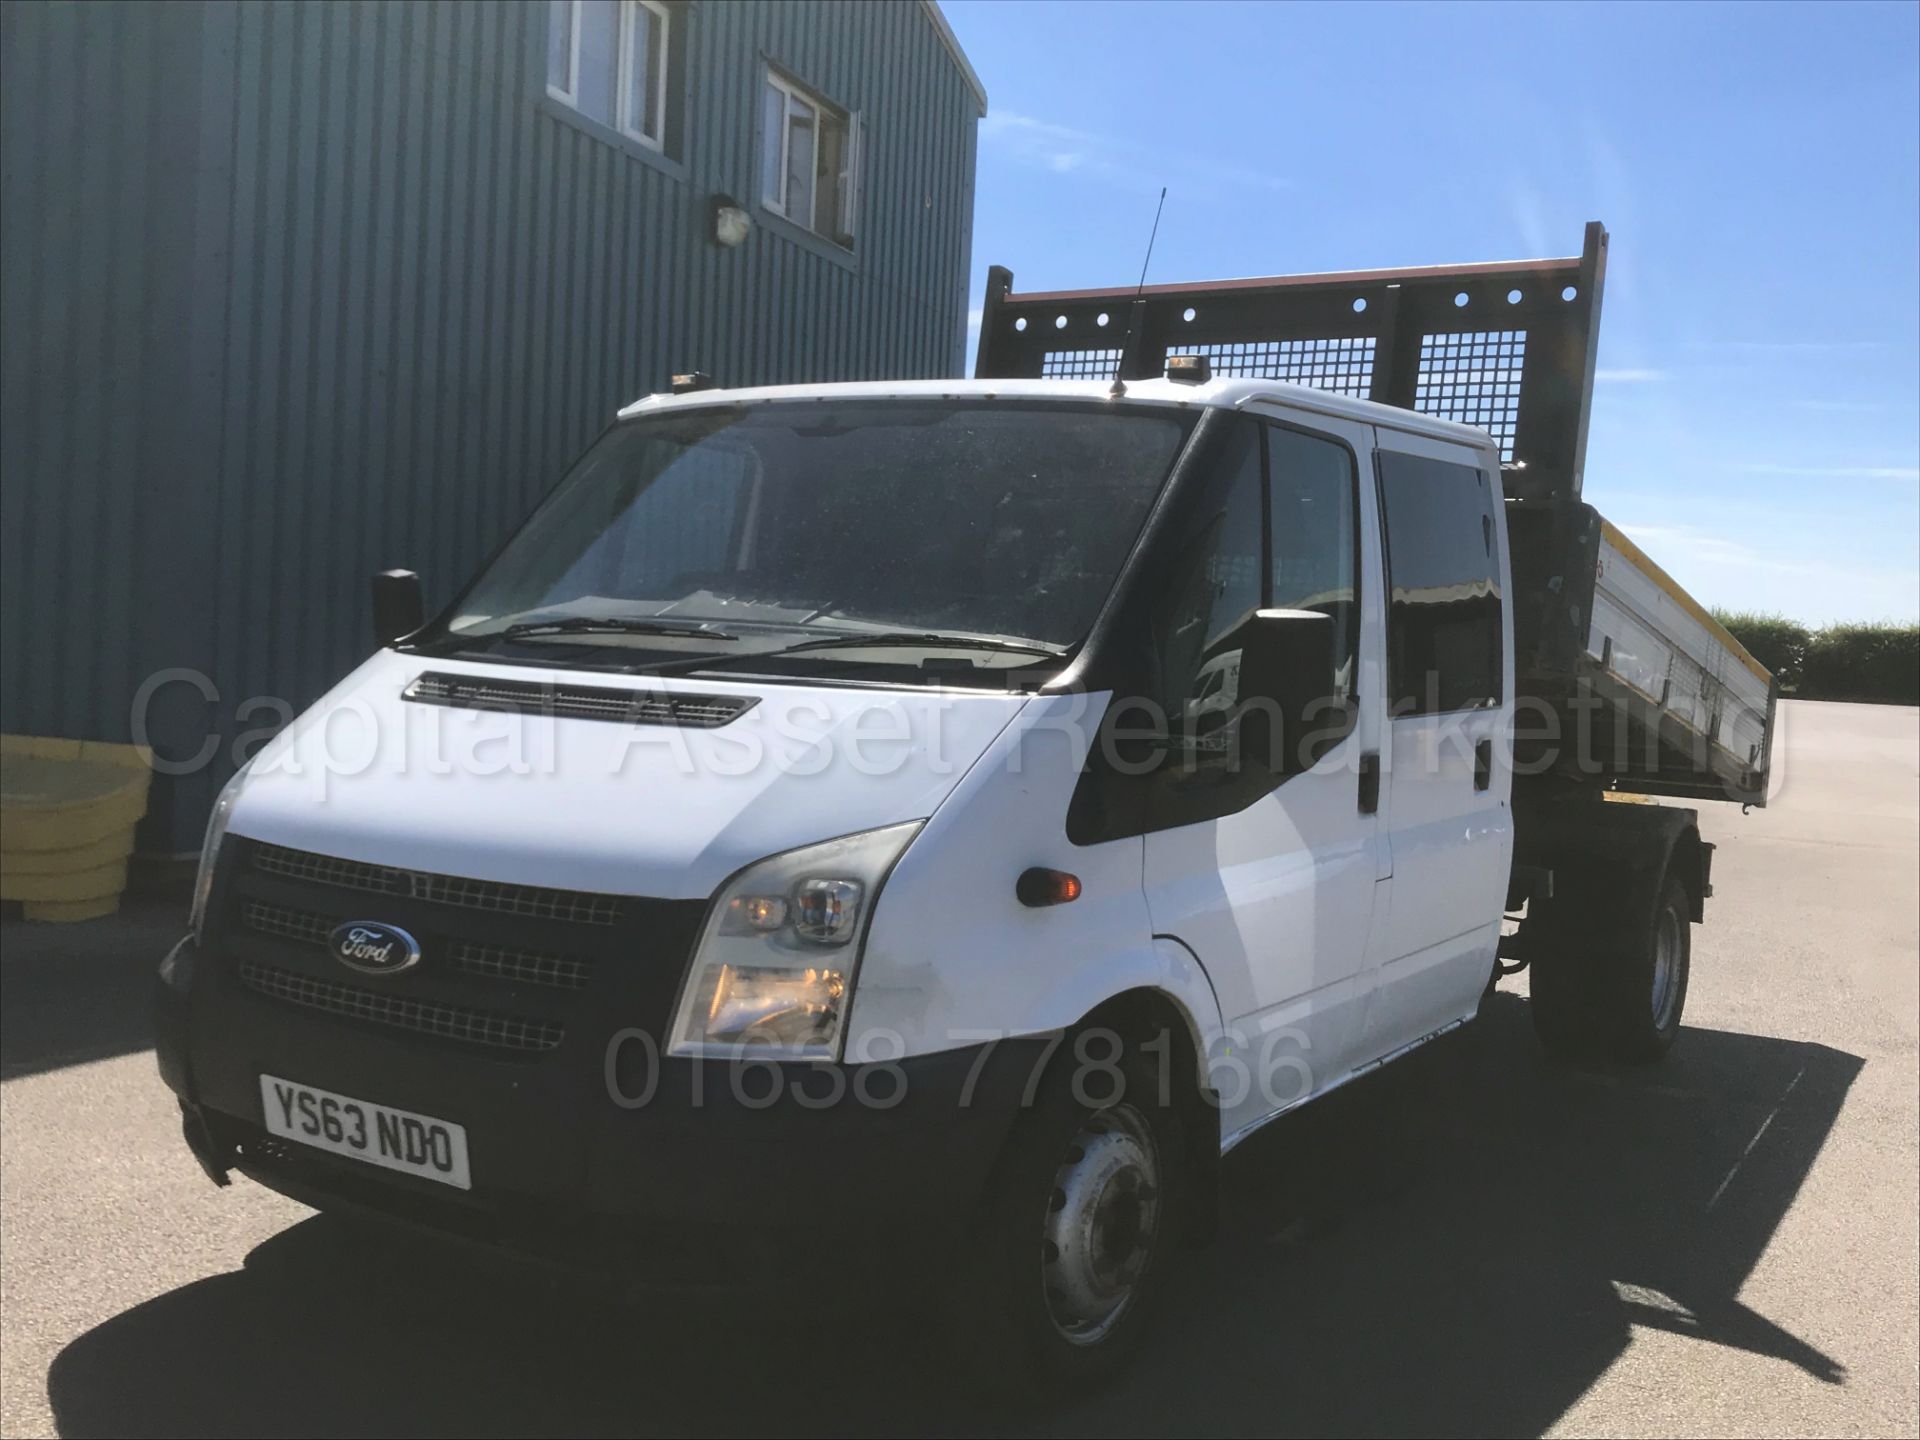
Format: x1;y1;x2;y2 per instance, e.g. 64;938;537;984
155;935;1042;1284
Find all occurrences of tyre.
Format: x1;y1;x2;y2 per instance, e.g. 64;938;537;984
947;1038;1187;1395
1619;873;1691;1061
1529;868;1691;1064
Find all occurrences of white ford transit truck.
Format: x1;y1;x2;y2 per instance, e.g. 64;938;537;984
156;224;1776;1385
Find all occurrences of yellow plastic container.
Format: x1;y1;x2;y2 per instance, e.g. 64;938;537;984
0;735;153;921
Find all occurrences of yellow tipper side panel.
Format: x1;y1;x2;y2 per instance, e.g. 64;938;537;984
1598;520;1771;686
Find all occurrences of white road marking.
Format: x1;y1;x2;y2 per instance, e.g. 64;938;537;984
1706;1064;1805;1212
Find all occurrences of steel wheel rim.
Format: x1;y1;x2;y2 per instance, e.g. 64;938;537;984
1039;1102;1161;1346
1650;907;1683;1031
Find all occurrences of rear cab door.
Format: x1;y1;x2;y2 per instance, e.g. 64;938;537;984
1359;428;1514;1060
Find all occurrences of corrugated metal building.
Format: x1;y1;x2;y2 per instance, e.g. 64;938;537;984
0;0;985;851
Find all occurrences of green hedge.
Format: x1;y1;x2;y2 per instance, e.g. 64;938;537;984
1802;623;1920;705
1713;612;1810;689
1713;612;1918;705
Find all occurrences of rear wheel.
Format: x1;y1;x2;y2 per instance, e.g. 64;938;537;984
1530;868;1691;1063
1646;888;1689;1038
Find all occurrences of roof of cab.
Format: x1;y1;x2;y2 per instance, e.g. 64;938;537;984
615;375;1498;452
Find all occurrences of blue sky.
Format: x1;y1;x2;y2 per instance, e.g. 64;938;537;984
944;0;1920;624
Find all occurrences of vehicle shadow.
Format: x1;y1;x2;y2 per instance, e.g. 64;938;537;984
47;994;1858;1438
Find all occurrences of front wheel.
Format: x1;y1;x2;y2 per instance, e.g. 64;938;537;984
947;1042;1186;1394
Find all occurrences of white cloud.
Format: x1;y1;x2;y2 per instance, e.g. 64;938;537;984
1508;183;1551;260
1595;368;1668;383
979;110;1290;195
1687;339;1893;355
980;111;1087;166
1727;463;1919;482
1619;523;1763;568
1791;399;1886;413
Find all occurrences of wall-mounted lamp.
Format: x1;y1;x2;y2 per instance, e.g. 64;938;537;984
710;195;752;248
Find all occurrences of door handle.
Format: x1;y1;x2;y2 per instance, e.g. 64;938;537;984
1474;738;1493;791
1358;751;1381;814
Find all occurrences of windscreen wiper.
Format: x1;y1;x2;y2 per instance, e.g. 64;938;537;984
494;616;739;642
747;630;1065;659
634;630;1067;675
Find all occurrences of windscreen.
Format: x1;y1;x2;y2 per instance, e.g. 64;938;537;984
447;400;1195;650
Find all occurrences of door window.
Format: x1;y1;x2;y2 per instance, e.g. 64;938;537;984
1267;424;1360;696
1152;418;1264;767
1376;450;1502;715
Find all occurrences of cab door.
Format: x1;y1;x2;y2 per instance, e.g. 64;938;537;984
1140;409;1388;1141
1357;431;1514;1061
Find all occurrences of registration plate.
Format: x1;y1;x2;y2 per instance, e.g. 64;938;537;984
259;1074;471;1190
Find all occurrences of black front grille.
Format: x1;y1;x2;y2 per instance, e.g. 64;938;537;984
239;900;593;991
446;940;592;991
242;899;332;946
219;838;705;1063
251;842;623;926
237;962;565;1054
404;671;757;729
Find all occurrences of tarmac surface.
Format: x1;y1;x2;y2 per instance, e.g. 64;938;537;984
2;698;1915;1436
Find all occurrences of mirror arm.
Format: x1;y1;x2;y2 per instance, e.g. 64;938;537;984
371;568;426;647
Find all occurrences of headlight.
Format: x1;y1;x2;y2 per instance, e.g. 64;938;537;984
668;821;922;1061
188;763;251;942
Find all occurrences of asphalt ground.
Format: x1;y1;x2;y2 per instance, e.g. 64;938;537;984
2;698;1914;1437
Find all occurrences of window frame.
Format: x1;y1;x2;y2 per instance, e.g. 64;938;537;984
1145;413;1368;758
547;0;579;106
618;0;670;150
1067;410;1369;839
759;65;859;246
547;0;671;155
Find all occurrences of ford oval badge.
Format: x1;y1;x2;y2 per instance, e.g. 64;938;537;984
327;920;422;976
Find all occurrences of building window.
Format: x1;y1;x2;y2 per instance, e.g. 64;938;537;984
548;0;669;151
760;67;857;245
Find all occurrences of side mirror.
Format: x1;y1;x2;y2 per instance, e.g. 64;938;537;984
372;569;426;646
1224;608;1347;776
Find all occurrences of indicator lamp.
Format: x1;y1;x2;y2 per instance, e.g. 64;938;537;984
1016;867;1083;908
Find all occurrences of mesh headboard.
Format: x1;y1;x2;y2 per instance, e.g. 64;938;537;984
974;222;1608;504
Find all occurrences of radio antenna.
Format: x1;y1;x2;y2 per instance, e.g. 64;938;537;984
1110;186;1168;398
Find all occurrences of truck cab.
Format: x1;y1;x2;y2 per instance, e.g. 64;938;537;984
156;228;1767;1388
